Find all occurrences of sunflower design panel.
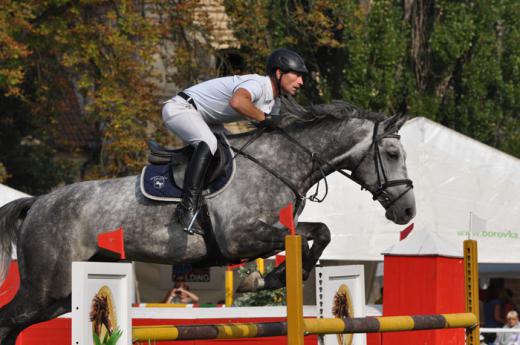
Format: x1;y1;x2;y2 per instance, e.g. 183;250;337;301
315;265;366;345
72;262;134;345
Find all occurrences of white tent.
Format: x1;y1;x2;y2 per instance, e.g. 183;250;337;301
0;184;30;260
300;117;520;263
0;184;30;207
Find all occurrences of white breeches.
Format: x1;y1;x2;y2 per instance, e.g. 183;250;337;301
162;96;218;154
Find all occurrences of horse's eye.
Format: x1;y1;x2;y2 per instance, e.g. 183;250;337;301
387;151;399;160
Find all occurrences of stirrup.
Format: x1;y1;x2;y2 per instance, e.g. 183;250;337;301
184;209;203;235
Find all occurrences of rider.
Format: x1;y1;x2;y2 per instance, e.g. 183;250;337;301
162;48;308;235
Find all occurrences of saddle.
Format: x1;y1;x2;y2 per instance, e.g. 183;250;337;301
141;134;235;202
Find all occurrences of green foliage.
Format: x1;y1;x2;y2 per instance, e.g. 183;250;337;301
0;0;218;192
92;327;122;345
233;265;286;307
224;0;520;158
0;163;8;184
6;144;77;195
93;331;101;345
2;0;520;194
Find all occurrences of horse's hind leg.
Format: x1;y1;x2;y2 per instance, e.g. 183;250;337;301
0;290;38;344
0;288;71;345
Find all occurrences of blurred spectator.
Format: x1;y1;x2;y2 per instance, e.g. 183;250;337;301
163;276;199;304
501;289;518;322
495;310;520;345
484;284;504;344
374;287;383;305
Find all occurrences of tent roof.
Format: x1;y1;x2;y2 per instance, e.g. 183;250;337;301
300;117;520;263
382;229;462;258
0;184;30;207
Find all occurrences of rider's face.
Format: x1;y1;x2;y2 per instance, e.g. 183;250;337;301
277;70;304;96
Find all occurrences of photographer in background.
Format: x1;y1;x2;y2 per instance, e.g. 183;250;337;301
163;276;199;304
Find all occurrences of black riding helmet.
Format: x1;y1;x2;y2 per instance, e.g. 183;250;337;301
266;48;308;76
266;48;308;97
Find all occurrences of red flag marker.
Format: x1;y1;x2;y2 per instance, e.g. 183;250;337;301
275;254;286;267
97;227;126;260
400;223;414;241
279;203;296;235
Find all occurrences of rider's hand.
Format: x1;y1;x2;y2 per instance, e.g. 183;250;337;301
253;113;280;130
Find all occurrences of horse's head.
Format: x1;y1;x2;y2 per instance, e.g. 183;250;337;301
89;294;113;336
280;97;415;225
348;113;416;224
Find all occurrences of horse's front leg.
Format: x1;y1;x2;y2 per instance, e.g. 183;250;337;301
297;222;331;279
239;242;310;291
263;222;330;288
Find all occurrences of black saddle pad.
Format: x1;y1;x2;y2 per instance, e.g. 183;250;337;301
140;142;235;201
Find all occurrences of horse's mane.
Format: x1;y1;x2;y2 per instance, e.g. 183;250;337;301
226;96;388;139
279;96;387;126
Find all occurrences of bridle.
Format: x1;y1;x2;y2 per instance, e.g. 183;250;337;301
230;120;413;213
347;121;413;209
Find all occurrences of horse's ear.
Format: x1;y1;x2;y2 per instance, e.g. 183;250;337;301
384;113;408;132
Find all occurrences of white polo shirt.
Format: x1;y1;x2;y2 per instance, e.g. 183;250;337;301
184;74;280;124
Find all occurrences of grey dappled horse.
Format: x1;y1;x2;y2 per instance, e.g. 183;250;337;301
0;98;415;344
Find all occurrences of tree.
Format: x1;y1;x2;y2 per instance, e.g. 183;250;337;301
0;0;220;193
2;0;519;195
224;0;520;158
0;163;8;184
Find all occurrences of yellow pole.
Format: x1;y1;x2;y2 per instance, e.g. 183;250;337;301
285;235;304;345
303;313;477;334
256;258;265;274
464;240;479;345
225;266;233;307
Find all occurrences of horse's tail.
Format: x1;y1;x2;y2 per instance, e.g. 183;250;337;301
0;197;36;285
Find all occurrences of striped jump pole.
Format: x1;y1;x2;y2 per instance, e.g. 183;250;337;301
132;313;477;341
133;322;287;341
304;313;477;334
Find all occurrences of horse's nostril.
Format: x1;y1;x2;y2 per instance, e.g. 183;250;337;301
405;208;414;217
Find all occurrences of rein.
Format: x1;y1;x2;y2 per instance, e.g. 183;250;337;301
230;128;306;212
230;121;413;212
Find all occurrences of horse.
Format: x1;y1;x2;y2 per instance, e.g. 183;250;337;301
0;97;415;344
89;295;113;338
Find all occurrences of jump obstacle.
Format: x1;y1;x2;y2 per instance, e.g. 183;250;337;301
129;204;480;344
132;313;477;341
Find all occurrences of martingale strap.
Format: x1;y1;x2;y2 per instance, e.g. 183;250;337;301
230;140;305;212
276;127;373;191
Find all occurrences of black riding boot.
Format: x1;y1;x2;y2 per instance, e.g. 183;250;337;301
175;142;213;235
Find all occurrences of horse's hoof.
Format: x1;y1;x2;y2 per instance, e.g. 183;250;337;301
236;271;265;293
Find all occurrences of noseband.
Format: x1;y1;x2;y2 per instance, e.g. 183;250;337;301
230;120;413;212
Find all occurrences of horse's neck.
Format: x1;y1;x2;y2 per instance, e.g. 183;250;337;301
231;118;373;193
286;118;373;190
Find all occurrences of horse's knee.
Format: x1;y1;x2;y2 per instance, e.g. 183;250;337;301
316;224;331;245
321;231;331;246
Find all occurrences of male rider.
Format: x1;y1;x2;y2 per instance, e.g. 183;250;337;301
162;48;308;235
